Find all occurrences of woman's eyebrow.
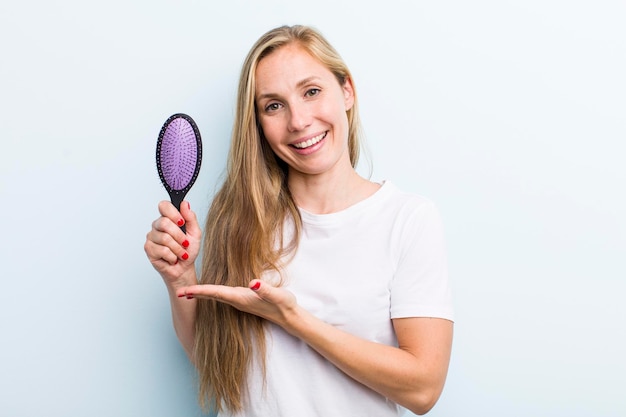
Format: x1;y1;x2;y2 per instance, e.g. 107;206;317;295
256;76;322;101
296;76;321;88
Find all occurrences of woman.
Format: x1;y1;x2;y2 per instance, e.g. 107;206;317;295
145;25;454;416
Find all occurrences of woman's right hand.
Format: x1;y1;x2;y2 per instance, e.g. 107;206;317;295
144;200;202;290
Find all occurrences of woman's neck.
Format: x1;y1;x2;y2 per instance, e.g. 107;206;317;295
288;167;380;215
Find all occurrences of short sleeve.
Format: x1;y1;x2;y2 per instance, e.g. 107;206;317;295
389;200;454;321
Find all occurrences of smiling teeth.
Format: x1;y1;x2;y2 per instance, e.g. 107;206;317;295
293;132;326;149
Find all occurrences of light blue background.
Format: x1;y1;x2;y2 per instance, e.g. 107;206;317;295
1;1;624;416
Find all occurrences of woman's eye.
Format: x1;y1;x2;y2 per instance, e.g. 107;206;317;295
306;88;321;97
265;103;281;112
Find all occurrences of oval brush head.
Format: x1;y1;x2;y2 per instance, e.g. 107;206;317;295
156;113;202;232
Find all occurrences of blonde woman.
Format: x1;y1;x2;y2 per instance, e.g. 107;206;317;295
145;25;454;416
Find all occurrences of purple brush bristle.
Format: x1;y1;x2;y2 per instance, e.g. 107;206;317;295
160;117;198;190
156;113;202;229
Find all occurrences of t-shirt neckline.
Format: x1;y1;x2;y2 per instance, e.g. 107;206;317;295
298;180;394;226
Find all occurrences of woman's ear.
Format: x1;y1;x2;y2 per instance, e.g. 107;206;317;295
343;77;355;111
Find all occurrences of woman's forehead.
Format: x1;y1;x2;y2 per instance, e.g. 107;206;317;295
255;46;333;94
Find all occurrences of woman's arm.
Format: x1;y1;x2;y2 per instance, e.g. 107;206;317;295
144;200;202;358
178;280;453;414
164;278;197;359
287;308;453;415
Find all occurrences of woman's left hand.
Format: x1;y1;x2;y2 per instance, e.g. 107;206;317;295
176;280;298;326
179;279;452;415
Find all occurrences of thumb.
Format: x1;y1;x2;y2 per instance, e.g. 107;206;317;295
249;279;297;313
249;279;279;301
250;280;279;301
250;279;264;292
180;200;201;236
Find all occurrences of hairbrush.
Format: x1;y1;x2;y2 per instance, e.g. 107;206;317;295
156;113;202;233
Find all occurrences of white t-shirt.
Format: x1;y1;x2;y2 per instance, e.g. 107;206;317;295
222;181;454;417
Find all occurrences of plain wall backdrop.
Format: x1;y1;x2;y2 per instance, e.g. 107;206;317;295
1;1;624;416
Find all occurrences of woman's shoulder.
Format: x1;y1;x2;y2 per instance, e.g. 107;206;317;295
377;181;438;213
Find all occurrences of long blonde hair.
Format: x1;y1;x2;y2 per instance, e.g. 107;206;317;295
195;24;363;413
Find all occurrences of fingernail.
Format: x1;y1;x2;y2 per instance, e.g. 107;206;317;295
174;259;179;265
177;293;185;298
177;218;185;226
251;281;261;291
186;295;194;300
187;202;191;210
182;240;190;248
182;252;189;260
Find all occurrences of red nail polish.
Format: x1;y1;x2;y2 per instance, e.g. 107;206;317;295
187;202;191;210
177;293;185;298
186;295;194;300
182;252;189;260
177;218;185;226
182;240;190;248
251;281;261;291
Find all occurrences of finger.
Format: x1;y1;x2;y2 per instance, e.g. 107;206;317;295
158;200;187;230
180;200;202;237
148;218;190;263
144;238;179;266
177;284;247;303
248;280;296;311
250;279;280;300
250;279;262;292
152;208;189;247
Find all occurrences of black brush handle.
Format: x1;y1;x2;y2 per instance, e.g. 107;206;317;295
170;191;188;234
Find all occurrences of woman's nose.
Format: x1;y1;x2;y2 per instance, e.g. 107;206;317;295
287;102;311;132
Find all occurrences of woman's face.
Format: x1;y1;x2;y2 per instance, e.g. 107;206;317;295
255;44;355;179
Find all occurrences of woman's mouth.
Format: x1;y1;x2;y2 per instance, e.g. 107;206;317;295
291;132;327;149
